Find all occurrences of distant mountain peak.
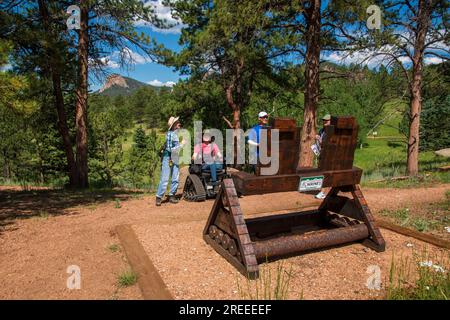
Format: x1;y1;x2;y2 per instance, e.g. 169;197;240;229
96;74;157;96
99;74;129;93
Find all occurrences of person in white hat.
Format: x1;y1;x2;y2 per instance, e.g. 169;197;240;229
155;116;185;206
247;111;269;173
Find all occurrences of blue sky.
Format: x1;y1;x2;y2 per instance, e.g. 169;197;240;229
89;0;448;91
90;1;185;91
89;29;184;89
89;29;184;92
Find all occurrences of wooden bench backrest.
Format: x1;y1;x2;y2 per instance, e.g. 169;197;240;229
255;118;300;176
255;116;358;175
318;116;358;171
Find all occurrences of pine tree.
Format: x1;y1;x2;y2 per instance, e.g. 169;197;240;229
133;127;148;150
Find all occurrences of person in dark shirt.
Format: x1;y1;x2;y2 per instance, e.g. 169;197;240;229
315;114;331;199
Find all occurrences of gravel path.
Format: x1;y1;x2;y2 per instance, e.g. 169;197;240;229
0;184;448;299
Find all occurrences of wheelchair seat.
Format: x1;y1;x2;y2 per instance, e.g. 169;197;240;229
201;168;225;177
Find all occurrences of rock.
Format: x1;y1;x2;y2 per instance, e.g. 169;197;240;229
434;148;450;158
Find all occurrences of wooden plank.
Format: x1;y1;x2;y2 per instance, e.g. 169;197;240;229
203;235;255;278
332;116;356;129
350;185;386;252
245;209;323;237
204;178;259;278
116;224;173;300
231;167;362;195
319;117;358;171
377;219;450;249
202;183;224;235
270;118;297;130
214;208;236;236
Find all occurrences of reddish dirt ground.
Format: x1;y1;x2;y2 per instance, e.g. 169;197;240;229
0;184;448;299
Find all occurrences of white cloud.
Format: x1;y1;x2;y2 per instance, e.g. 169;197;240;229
147;79;176;87
325;48;447;68
424;56;445;65
99;57;120;69
325;29;448;68
323;45;413;68
115;47;152;65
95;48;152;69
137;0;185;34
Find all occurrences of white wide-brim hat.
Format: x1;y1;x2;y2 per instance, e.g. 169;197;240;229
258;111;268;118
167;116;180;130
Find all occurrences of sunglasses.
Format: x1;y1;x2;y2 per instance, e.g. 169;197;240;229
260;116;269;119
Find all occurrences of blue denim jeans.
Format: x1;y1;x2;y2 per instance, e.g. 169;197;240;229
201;162;223;182
156;156;180;198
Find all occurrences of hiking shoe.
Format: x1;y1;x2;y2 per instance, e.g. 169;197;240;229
155;197;162;206
315;191;326;199
169;195;179;204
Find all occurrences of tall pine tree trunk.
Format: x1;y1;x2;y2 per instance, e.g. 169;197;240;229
37;0;77;187
298;0;321;169
226;83;242;167
75;1;89;187
2;150;10;180
53;71;78;186
407;0;430;176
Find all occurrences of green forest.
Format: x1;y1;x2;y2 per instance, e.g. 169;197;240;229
0;0;449;190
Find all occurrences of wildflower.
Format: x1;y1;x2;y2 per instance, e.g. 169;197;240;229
419;261;446;273
432;265;445;273
419;260;433;267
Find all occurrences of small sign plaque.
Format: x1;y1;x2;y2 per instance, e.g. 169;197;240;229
298;175;324;192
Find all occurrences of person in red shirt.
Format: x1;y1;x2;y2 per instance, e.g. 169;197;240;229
192;132;223;184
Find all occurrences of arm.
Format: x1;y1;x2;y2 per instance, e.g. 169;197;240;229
167;132;185;153
212;144;223;162
192;144;201;161
247;128;259;146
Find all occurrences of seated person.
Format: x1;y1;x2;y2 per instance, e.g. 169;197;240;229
192;133;223;184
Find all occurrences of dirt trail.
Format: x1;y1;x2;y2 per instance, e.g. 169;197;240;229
0;184;448;299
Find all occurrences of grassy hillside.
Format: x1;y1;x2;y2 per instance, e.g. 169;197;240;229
355;99;449;182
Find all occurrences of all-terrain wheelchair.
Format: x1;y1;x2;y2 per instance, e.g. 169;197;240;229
183;161;228;202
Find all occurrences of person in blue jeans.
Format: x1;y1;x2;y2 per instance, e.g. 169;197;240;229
192;132;223;185
247;111;269;174
156;116;185;206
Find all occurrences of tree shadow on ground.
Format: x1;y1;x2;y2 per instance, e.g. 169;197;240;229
0;188;145;235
